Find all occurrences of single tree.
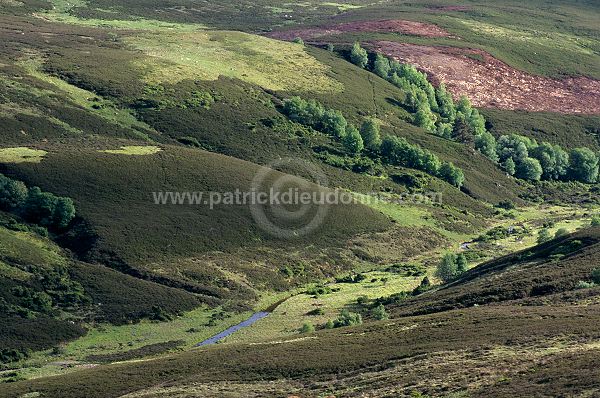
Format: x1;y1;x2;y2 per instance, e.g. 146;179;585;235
372;53;391;78
350;42;368;69
342;125;365;154
435;253;458;283
451;114;475;143
435;83;456;122
414;105;436;133
438;162;465;188
456;254;468;275
360;119;382;151
53;197;76;228
531;142;569;180
503;157;516;176
321;109;348;138
591;215;600;227
568;147;599;183
0;174;28;209
412;276;431;296
475;132;499;162
515;157;543;181
371;303;389;320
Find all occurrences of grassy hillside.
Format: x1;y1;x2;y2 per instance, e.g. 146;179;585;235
0;142;397;307
391;227;600;317
3;229;600;397
0;1;599;393
0;211;200;358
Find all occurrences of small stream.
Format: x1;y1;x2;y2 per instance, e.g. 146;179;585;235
195;311;270;347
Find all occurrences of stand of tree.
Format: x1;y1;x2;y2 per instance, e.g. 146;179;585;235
0;173;76;229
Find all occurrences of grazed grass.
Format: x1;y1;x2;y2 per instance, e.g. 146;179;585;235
459;20;597;57
38;0;207;31
0;147;47;163
17;56;155;141
0;227;66;269
127;30;344;93
0;259;31;281
13;307;251;381
99;146;161;155
321;2;365;11
225;271;422;344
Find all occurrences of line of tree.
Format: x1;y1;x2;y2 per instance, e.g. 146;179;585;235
350;43;600;184
0;173;76;229
282;96;465;187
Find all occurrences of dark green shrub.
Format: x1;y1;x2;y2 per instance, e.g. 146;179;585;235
333;309;362;328
412;276;432;296
591;268;600;285
371;303;388;320
0;174;27;209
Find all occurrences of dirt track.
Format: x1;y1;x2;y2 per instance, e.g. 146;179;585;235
375;42;600;115
267;19;453;41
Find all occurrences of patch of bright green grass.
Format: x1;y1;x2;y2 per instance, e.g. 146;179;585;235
99;146;162;155
459;20;596;56
17;56;155;141
0;147;47;163
0;259;31;281
226;270;421;344
0;227;66;268
38;0;207;31
127;30;343;93
16;307;250;380
320;2;365;11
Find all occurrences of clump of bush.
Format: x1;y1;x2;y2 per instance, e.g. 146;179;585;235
0;173;76;229
385;263;426;277
375;291;410;306
327;309;363;328
370;303;389;320
476;225;531;243
575;268;600;290
381;135;464;187
306;285;332;297
493;134;599;183
306;307;325;316
335;273;366;284
300;322;315;333
576;281;596;290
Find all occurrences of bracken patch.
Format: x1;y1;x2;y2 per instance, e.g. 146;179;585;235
374;42;600;115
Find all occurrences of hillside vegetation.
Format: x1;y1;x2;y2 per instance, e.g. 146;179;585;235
4;228;600;397
0;0;598;394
